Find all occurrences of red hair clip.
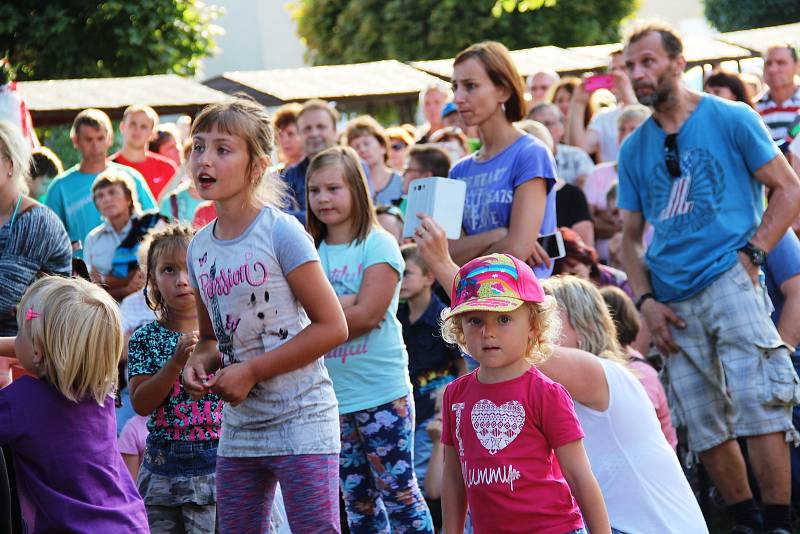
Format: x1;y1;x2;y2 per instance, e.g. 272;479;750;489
25;308;41;321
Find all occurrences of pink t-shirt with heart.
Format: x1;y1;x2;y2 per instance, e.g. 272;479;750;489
441;366;584;534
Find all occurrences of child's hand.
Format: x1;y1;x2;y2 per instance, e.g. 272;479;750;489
206;362;257;406
124;269;146;294
173;332;199;367
426;416;442;442
183;356;211;400
89;268;103;285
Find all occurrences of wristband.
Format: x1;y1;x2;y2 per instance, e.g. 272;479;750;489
635;292;656;311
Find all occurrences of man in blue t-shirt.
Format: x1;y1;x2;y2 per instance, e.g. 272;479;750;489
618;22;800;534
45;108;156;255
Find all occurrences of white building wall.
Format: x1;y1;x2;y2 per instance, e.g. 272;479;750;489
200;0;306;80
635;0;712;35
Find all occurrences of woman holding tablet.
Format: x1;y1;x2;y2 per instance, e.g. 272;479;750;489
447;41;557;277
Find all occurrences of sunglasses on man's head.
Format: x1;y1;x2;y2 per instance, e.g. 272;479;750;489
664;133;681;178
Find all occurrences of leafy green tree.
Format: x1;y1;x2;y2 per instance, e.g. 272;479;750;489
705;0;800;32
0;0;221;81
292;0;638;65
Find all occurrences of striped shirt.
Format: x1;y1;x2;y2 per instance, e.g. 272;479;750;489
0;204;72;335
756;86;800;142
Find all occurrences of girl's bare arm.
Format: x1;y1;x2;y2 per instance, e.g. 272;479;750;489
556;439;611;534
341;263;398;340
441;444;468;534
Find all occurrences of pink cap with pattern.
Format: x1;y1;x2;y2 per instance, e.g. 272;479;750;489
443;253;545;320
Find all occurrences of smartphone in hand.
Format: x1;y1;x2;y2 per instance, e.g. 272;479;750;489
584;74;615;92
538;231;566;260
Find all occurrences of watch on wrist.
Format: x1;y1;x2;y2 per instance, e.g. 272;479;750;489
739;241;766;266
635;292;656;311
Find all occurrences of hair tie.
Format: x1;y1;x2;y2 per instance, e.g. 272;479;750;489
25;308;41;321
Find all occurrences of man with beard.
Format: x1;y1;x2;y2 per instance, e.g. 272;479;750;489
618;21;800;534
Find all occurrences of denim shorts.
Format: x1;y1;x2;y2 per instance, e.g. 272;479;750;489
664;261;800;452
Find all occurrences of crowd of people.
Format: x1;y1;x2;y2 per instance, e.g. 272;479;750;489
1;18;800;534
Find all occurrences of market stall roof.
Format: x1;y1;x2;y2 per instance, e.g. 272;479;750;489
567;43;624;61
204;60;447;107
17;74;231;126
411;45;608;79
679;35;756;65
570;36;754;67
718;22;800;55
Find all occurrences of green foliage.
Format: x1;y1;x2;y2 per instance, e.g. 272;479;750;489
705;0;800;32
292;0;638;66
0;0;222;81
491;0;557;17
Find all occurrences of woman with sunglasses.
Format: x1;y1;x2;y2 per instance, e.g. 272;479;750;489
447;41;555;276
385;126;415;172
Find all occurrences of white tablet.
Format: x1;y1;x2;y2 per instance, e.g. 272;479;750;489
402;177;466;240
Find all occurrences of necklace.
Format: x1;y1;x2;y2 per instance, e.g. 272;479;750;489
7;193;21;227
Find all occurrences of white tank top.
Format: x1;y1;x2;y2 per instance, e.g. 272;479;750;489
573;359;708;534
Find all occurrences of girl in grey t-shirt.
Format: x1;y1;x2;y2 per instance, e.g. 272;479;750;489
182;98;348;533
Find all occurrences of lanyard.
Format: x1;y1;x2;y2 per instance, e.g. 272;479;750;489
7;194;21;228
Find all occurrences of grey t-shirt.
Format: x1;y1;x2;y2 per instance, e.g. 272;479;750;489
188;206;340;457
555;144;594;185
374;171;404;206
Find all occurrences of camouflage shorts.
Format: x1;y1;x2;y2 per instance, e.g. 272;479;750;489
137;438;218;533
146;502;217;534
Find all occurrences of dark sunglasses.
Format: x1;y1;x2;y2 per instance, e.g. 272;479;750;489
390;142;406;151
664;133;681;178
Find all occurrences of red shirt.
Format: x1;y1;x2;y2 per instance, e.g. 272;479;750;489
441;367;584;534
112;151;177;199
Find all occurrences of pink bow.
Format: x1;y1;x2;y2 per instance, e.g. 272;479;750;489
25;308;41;321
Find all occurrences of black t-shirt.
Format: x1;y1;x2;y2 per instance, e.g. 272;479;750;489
397;294;462;424
556;183;592;228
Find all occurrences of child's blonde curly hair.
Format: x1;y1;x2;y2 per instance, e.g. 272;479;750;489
440;296;561;365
